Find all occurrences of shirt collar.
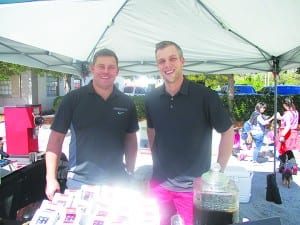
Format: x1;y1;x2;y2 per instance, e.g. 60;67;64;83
159;77;190;96
87;80;120;98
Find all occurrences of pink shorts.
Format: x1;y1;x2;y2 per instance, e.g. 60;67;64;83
150;180;194;225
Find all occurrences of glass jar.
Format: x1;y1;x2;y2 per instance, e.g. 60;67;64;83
193;163;239;225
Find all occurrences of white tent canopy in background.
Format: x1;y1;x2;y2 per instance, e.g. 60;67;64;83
0;0;300;76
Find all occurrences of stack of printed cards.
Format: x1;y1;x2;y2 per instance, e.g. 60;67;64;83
30;184;159;225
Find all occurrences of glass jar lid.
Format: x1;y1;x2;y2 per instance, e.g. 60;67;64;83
201;163;229;191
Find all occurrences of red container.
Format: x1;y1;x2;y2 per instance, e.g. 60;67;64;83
4;104;42;155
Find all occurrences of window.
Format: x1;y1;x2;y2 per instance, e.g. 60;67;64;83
74;79;81;89
46;76;59;97
124;86;134;94
135;87;146;95
0;80;12;96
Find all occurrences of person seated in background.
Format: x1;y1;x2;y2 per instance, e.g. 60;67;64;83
241;119;253;151
234;126;249;161
232;127;241;156
262;122;277;157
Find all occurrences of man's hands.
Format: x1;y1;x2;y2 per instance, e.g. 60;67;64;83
45;177;60;201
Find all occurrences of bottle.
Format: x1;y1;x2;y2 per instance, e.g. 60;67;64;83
193;163;239;225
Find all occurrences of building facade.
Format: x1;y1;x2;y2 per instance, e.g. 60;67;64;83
0;70;82;114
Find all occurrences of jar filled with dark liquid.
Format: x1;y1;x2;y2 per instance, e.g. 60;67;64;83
193;163;239;225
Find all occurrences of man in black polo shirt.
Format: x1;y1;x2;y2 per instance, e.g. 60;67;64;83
145;41;234;225
45;49;139;200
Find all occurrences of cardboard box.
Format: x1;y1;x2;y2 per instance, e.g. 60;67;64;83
224;166;253;203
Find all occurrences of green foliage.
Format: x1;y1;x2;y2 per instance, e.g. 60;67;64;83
32;67;66;79
184;72;300;92
53;96;64;112
234;72;300;91
0;61;66;80
0;61;27;80
235;74;266;90
130;94;300;122
185;74;228;89
130;96;146;120
278;70;300;85
221;94;300;122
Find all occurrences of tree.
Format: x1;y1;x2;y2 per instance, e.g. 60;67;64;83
64;74;72;93
185;74;228;89
0;61;65;79
0;61;27;80
227;74;235;119
0;61;74;94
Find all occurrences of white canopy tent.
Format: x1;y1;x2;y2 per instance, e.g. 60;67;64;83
0;0;300;77
0;0;299;206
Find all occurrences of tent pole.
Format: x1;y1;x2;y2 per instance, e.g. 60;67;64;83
272;56;279;174
265;56;282;204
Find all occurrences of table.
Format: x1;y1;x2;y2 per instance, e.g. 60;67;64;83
30;185;160;225
0;159;46;220
0;218;22;225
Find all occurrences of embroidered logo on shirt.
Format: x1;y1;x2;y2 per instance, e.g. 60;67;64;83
113;107;128;115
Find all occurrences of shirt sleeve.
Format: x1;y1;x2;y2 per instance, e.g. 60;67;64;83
257;114;268;126
208;90;233;133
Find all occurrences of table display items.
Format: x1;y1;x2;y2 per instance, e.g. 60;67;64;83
29;185;160;225
193;163;239;225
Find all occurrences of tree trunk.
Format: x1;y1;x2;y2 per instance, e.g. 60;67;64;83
64;74;72;94
227;74;235;121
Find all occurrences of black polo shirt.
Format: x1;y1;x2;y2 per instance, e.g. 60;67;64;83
51;81;139;185
145;78;232;191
